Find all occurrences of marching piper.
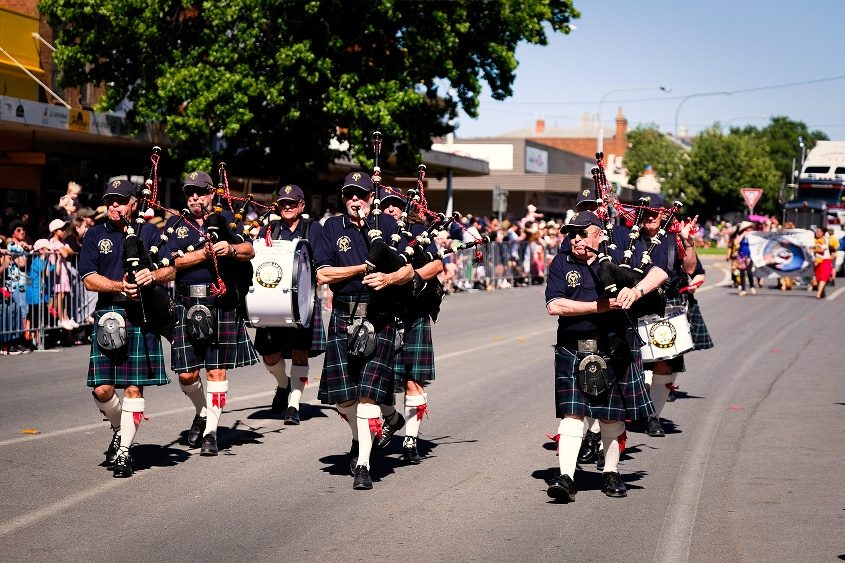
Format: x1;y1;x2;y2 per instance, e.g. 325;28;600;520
545;211;667;501
164;171;258;456
314;171;414;490
79;179;176;477
376;191;444;464
641;208;710;437
253;184;326;424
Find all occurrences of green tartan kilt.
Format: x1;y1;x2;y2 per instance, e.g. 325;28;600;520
393;314;435;384
87;305;170;388
171;300;259;373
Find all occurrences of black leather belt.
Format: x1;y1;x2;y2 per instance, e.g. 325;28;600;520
97;292;130;309
332;299;369;317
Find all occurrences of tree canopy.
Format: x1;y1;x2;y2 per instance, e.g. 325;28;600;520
40;0;579;178
624;125;687;201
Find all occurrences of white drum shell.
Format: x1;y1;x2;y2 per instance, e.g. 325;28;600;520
638;305;694;362
245;239;314;328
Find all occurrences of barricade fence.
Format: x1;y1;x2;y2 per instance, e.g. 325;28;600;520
1;240;562;351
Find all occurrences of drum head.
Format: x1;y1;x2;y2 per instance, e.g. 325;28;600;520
293;240;315;328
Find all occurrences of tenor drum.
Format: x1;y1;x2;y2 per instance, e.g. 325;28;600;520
637;305;694;362
245;239;315;328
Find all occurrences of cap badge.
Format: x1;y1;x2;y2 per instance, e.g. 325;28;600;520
284;185;292;194
190;172;198;179
582;189;590;196
112;180;121;188
352;172;361;181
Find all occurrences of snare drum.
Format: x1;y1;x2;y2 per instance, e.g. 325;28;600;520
637;305;694;362
245;239;315;328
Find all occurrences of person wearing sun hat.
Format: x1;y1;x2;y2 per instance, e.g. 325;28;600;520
252;183;326;425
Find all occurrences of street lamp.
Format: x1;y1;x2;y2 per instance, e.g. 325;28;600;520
674;90;733;138
597;86;671;153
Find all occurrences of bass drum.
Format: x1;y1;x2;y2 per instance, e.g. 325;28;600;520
637;304;694;362
245;239;315;328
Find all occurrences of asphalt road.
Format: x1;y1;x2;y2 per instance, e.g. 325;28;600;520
1;258;843;562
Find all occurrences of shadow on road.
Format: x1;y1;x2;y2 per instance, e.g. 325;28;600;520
130;443;191;472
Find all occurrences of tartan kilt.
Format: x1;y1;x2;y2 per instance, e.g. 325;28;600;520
554;328;654;421
171;299;259;373
87;305;169;388
393;314;435;384
253;295;327;358
317;309;396;405
688;298;714;351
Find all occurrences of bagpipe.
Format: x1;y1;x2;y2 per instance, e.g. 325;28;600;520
359;132;489;321
586;152;684;318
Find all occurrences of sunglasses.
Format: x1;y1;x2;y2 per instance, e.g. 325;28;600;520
278;199;302;208
567;227;593;239
342;187;370;200
183;187;211;198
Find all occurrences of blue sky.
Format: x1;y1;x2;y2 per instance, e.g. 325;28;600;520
455;0;844;140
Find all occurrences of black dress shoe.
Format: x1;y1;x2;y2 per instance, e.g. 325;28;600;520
352;465;373;490
104;430;121;467
602;471;627;497
284;406;300;425
596;448;605;471
374;411;405;449
577;431;600;463
402;436;422;464
112;449;133;478
186;415;206;448
271;386;290;414
546;473;576;501
348;440;359;476
646;416;665;437
200;432;218;456
666;388;677;402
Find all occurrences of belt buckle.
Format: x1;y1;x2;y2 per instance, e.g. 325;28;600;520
577;339;598;354
189;285;208;298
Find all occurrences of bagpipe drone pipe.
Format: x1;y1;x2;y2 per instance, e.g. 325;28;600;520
120;146;176;341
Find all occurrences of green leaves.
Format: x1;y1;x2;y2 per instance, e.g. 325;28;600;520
40;0;579;178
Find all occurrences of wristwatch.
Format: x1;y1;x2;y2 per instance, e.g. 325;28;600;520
635;285;645;297
229;245;237;257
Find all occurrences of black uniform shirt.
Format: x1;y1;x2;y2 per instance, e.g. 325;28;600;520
162;211;240;285
79;220;159;282
313;213;403;296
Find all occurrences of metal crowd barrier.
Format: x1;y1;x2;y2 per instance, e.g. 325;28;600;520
443;240;561;293
1;251;97;351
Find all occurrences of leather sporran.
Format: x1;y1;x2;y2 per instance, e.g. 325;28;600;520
574;339;625;397
347;317;377;358
97;311;128;352
186;304;216;343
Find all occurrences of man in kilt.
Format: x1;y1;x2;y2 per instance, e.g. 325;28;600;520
639;205;701;438
253;184;326;425
314;171;414;490
163;171;258;456
375;192;443;464
79;179;175;478
545;211;668;501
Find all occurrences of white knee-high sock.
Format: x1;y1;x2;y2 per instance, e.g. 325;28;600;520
650;373;677;418
289;364;308;409
119;397;145;451
337;402;359;441
356;403;382;470
558;418;584;479
403;393;427;439
266;359;289;389
180;379;207;417
94;392;122;430
204;380;228;436
600;420;625;473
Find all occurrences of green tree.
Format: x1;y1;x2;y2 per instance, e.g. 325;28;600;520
683;127;781;218
40;0;579;178
731;116;829;186
624;125;688;201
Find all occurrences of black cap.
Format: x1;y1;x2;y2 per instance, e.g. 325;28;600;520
381;190;406;208
342;171;374;193
561;211;603;231
102;179;136;200
182;171;214;191
277;184;305;202
7;219;25;236
575;186;599;209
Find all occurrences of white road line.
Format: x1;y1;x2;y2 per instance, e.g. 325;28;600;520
826;285;845;301
651;320;797;563
436;327;555;361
